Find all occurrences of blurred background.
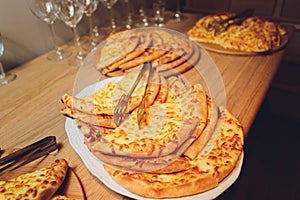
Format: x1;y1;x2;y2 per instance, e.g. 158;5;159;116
1;1;299;71
0;0;177;71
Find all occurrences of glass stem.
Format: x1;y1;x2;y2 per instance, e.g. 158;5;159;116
139;7;148;26
125;0;132;29
49;23;62;56
173;0;182;21
87;15;96;46
0;62;5;78
72;27;84;60
107;4;116;31
93;25;99;38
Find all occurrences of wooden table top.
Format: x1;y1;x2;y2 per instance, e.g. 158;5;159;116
0;13;291;199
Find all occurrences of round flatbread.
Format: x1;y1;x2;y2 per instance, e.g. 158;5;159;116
119;48;167;71
188;14;287;52
61;68;160;117
160;42;201;77
61;107;117;129
184;95;218;159
76;121;193;172
102;49;146;75
0;159;68;200
103;107;244;198
86;94;215;173
152;51;182;66
188;14;232;45
155;40;196;74
96;30;141;70
101;30;153;74
82;84;206;159
99;28;196;76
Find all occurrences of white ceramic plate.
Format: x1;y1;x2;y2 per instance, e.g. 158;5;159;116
65;77;244;200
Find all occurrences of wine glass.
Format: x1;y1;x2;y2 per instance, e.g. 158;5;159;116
51;0;86;66
136;0;149;27
100;0;118;34
0;33;16;86
153;0;166;27
83;0;101;51
172;0;186;22
29;0;72;61
123;0;133;29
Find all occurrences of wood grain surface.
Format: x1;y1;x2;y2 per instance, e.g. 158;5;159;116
0;13;292;200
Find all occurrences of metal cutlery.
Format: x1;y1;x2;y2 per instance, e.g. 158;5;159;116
113;62;152;126
0;136;58;175
207;8;255;35
136;62;152;128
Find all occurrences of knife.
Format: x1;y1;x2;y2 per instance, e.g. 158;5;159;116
0;136;58;175
207;8;255;35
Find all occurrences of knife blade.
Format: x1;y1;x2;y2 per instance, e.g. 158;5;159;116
0;136;58;175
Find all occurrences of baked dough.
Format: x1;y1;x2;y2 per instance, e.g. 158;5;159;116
188;14;286;52
104;107;244;198
0;159;68;200
83;84;206;159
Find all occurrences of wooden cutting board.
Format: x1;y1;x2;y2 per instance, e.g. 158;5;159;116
0;149;85;200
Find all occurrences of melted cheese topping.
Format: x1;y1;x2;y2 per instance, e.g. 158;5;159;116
86;84;202;156
96;100;183;154
188;14;286;52
93;82;117;110
104;108;244;199
0;159;68;200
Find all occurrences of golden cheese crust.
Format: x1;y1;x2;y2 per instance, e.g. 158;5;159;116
184;95;218;160
0;159;68;200
82;84;206;159
61;68;161;128
96;29;195;75
188;14;286;52
103;107;244;198
50;195;76;200
60;66;244;198
96;30;141;70
61;71;159;116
